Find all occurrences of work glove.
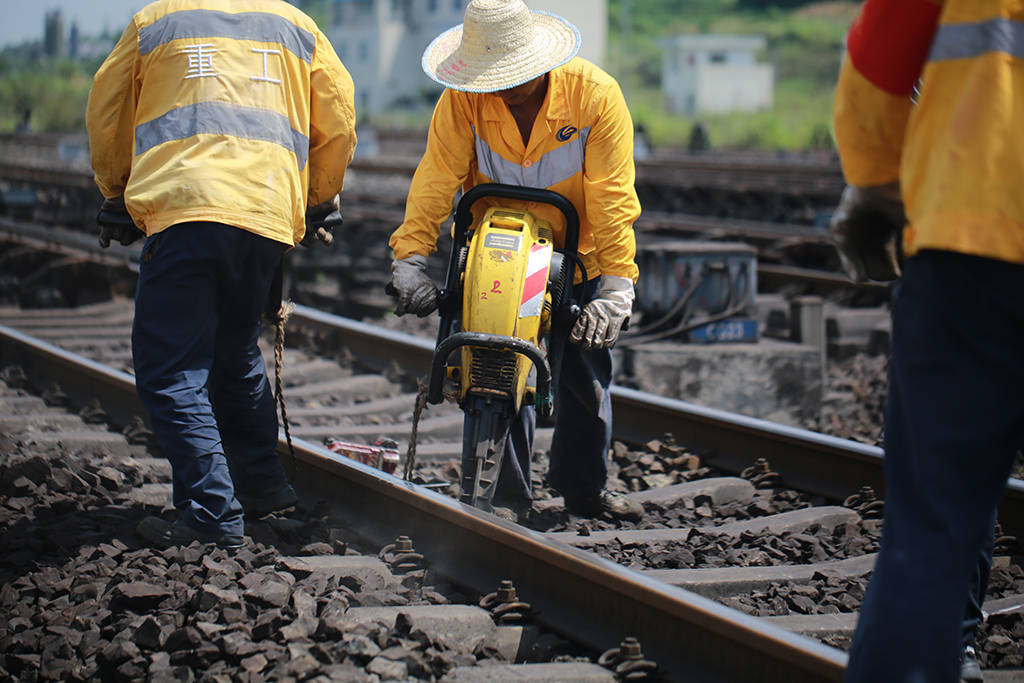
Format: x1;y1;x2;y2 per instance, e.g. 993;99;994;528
570;275;634;350
829;182;905;283
389;254;439;317
96;196;144;248
301;195;343;246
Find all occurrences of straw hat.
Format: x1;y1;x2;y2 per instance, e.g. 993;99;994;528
422;0;581;93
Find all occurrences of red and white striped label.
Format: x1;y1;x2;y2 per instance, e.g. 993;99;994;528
519;242;552;318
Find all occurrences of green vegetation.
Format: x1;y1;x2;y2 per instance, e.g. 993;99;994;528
0;0;860;151
0;52;104;133
608;0;860;150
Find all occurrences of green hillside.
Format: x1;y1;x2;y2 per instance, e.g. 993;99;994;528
608;0;860;150
0;0;860;151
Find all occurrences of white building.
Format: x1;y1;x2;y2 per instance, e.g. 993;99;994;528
660;34;774;116
321;0;607;116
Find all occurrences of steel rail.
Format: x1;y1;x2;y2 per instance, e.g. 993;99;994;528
0;322;848;682
286;306;1024;540
0;214;880;298
0;216;142;269
1;154;846;197
757;263;890;295
6;306;1024;678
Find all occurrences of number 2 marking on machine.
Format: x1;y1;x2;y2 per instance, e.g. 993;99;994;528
481;281;502;300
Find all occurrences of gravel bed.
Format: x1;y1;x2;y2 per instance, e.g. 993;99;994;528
411;436;814;536
977;609;1024;668
726;574;869;618
591;522;880;570
0;377;596;682
819;353;887;446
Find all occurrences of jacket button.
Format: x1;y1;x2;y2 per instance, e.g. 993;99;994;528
523;159;533;167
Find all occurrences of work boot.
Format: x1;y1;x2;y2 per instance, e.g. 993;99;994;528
492;507;519;523
237;484;298;519
961;645;983;682
136;516;245;550
491;501;531;524
564;490;643;522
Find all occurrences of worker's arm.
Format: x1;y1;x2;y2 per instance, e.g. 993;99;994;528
388;89;477;259
581;79;640;282
570;79;641;349
86;20;141;199
830;0;942;281
307;29;357;207
834;0;942;185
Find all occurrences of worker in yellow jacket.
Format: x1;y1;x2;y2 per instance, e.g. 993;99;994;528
830;0;1024;680
388;0;642;521
86;0;356;548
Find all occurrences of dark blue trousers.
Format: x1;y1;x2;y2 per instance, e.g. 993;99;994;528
496;278;613;504
962;516;996;648
132;222;289;537
845;251;1024;682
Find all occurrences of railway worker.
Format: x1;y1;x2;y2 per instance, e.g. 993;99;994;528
829;0;1024;680
387;0;643;521
86;0;357;548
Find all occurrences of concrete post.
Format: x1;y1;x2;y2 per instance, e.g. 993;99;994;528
790;296;826;413
790;296;825;352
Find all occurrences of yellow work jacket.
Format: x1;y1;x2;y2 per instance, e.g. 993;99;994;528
87;0;356;246
389;57;641;282
834;0;1024;265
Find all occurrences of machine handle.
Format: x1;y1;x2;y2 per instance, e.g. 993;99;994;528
439;184;583;348
450;183;580;258
427;331;551;406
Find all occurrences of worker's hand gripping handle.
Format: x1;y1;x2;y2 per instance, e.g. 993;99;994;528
302;196;343;247
96;196;144;248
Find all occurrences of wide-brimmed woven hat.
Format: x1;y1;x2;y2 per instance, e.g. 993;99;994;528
422;0;581;93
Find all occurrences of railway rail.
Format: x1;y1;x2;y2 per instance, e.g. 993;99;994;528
1;307;847;682
1;139;1019;678
0;202;888;308
1;131;844;196
3;298;1024;681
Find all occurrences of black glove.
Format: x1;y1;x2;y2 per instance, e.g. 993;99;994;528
829;183;905;283
96;196;144;248
389;254;439;317
302;195;343;247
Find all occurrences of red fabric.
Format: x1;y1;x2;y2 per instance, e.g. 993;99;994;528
847;0;942;95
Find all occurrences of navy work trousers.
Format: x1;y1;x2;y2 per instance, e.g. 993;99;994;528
845;250;1024;682
132;222;288;537
496;277;613;504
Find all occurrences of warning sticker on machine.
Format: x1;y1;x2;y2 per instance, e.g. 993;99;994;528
489;250;514;263
484;234;521;251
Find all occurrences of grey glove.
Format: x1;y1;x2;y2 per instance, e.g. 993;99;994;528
390;254;439;317
302;195;342;246
829;182;905;283
570;275;634;350
96;196;144;248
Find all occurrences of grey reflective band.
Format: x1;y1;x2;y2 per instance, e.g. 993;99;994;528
139;9;316;63
929;18;1024;61
473;126;592;188
135;102;309;169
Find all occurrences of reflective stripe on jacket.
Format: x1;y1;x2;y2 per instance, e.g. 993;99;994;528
388;57;640;281
834;0;1024;265
87;0;356;246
